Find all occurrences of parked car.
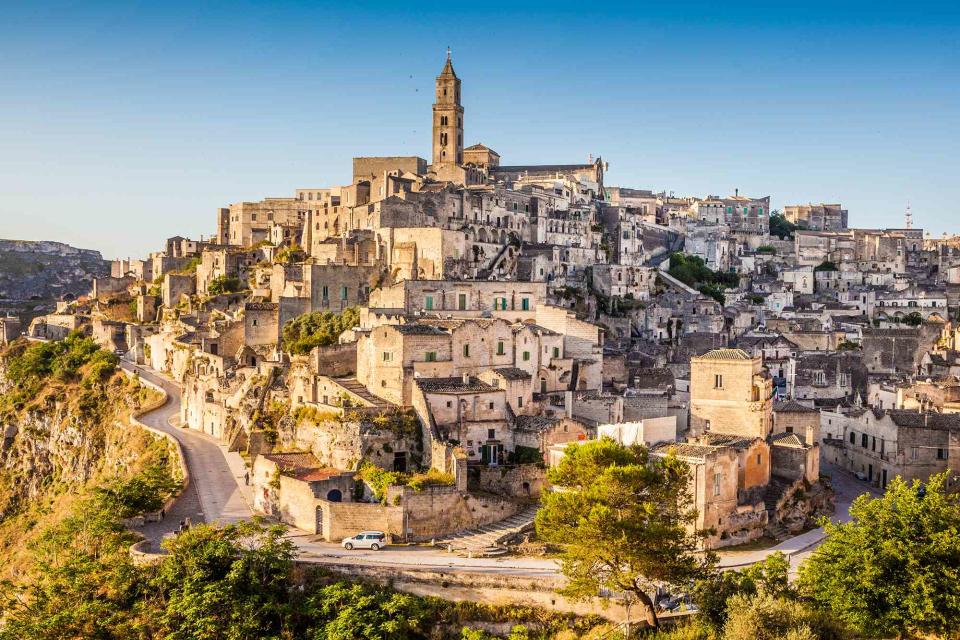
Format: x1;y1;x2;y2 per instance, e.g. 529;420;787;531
341;531;386;551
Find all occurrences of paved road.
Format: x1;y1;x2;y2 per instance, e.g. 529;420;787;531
123;363;252;549
126;362;882;575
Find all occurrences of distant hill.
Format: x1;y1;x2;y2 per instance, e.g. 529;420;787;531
0;239;109;322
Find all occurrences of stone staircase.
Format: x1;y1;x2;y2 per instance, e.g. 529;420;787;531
764;477;792;541
763;477;791;511
432;504;539;556
334;378;394;409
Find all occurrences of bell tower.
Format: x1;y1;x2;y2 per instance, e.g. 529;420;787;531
432;48;463;168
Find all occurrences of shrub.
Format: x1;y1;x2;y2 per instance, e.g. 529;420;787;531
94;463;180;518
281;308;360;355
722;592;845;640
207;275;243;295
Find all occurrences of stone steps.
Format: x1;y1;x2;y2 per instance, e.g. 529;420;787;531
433;504;539;554
335;378;394;409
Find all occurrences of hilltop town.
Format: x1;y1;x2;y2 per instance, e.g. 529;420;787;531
5;53;960;633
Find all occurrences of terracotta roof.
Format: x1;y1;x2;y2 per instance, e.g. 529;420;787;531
775;400;819;413
494;367;531;381
770;432;809;448
652;441;715;461
696;348;752;361
700;433;759;450
393;323;448;336
886;410;960;431
417;376;497;393
514;415;559;432
263;452;323;469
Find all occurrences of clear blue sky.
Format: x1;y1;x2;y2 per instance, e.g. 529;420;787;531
2;1;958;259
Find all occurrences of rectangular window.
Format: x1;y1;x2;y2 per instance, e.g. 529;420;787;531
713;472;721;496
425;295;433;310
497;341;505;355
463;344;470;357
488;428;495;440
521;298;530;311
382;351;392;362
861;434;868;448
714;374;723;389
322;285;329;299
938;448;947;460
425;351;436;362
458;293;467;310
850;431;856;445
552;347;560;358
341;285;348;300
517;397;523;408
872;436;876;452
522;351;530;361
912;446;919;460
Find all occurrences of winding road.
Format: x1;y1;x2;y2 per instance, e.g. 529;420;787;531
124;362;877;576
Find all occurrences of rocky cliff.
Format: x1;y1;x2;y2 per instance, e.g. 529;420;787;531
0;238;109;322
0;340;165;577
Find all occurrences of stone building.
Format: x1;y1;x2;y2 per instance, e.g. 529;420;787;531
821;409;960;490
783;203;848;231
689;349;772;438
0;316;21;345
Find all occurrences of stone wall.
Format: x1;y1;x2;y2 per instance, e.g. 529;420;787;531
467;463;545;498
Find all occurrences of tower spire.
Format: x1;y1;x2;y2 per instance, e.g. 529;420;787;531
905;201;913;229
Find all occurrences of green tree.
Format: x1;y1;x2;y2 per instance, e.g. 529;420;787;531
693;552;793;630
535;438;713;628
0;495;155;639
207;274;243;295
902;311;923;327
798;472;960;638
306;581;435;640
769;211;799;240
281;308;360;355
156;520;297;640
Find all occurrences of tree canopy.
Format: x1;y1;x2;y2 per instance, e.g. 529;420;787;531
798;472;960;638
281;308;360;355
769;211;800;240
207;275;243;295
535;438;713;628
667;253;738;304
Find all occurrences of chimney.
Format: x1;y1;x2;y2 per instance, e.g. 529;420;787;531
735;188;739;197
462;372;470;384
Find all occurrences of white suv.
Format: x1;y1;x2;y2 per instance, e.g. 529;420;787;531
341;531;387;551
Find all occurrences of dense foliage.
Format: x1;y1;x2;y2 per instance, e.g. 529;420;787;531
769;211;800;240
0;332;118;419
535;438;713;628
94;463;181;518
813;261;837;272
356;461;454;503
667;253;738;304
281;308;360;355
207;275;243;295
798;473;960;638
0;508;597;639
273;244;304;264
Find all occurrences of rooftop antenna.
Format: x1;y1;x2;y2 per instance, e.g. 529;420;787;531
905;201;913;229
